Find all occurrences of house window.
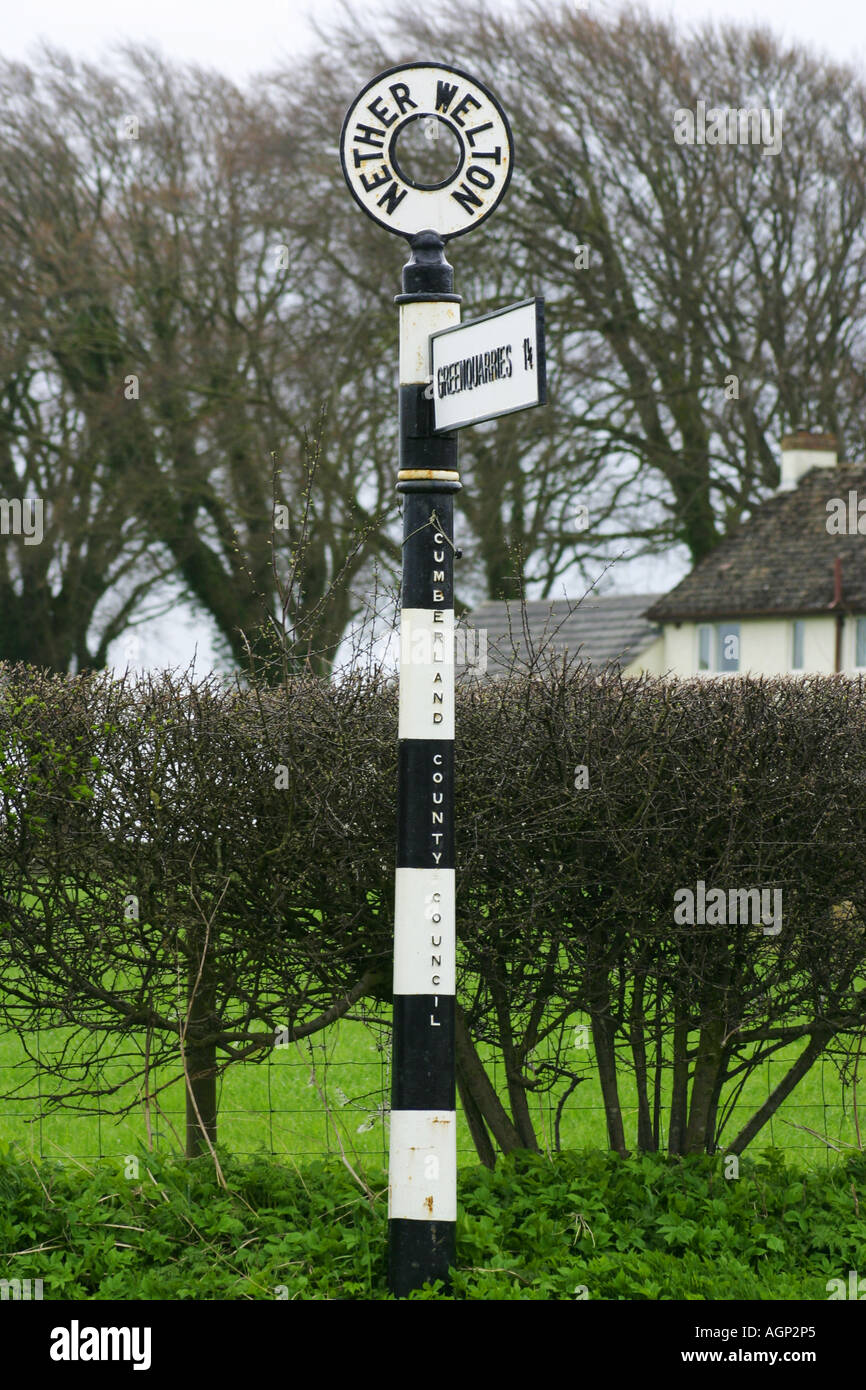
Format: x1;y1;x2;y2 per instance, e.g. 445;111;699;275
856;618;866;669
791;620;805;670
717;622;740;672
697;622;740;673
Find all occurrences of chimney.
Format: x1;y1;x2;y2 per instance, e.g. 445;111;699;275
778;430;837;491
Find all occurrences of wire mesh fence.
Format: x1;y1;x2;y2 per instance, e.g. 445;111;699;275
0;1012;862;1170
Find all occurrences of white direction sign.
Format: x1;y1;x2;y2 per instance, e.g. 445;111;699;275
340;63;513;239
430;298;546;433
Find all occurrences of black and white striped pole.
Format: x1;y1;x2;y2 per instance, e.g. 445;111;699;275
390;232;461;1295
340;62;516;1297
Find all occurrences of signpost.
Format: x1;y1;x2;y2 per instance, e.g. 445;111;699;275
340;61;545;1298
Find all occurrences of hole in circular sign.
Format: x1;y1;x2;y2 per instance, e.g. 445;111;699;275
390;114;463;191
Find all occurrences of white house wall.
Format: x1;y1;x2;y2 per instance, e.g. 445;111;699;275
647;615;858;677
623;635;665;676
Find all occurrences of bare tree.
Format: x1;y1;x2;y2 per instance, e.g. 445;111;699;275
7;5;866;666
283;0;866;578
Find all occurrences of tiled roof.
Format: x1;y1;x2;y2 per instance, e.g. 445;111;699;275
646;464;866;623
458;594;663;675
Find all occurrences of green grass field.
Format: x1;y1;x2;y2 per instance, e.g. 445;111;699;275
0;1011;860;1174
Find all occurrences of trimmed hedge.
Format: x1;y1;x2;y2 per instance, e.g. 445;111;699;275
2;662;866;1161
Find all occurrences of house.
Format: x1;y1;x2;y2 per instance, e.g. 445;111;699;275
644;432;866;676
461;432;866;678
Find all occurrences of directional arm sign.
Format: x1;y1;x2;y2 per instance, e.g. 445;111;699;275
430;297;546;433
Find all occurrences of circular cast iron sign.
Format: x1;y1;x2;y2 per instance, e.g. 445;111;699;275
340;63;513;239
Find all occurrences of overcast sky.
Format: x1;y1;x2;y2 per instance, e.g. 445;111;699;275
4;0;864;80
6;0;861;672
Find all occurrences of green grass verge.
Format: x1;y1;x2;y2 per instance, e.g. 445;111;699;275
1;1145;864;1299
